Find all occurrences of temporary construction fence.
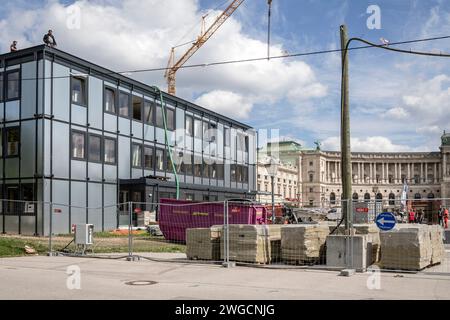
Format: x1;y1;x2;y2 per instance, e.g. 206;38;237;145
0;198;448;275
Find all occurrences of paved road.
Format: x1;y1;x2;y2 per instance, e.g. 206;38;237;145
1;255;450;300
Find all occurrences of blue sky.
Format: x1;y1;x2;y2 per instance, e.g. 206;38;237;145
1;0;449;151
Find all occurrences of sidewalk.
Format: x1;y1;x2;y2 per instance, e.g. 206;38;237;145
1;255;450;300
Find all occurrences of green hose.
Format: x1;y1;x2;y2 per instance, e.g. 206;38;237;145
153;86;180;200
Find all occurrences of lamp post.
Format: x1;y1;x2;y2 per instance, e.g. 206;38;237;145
265;157;279;224
373;186;379;220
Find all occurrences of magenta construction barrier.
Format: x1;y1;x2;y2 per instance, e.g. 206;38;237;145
158;199;269;242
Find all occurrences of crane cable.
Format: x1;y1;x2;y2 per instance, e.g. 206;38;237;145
153;86;180;200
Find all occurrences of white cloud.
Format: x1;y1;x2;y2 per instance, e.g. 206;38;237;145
322;136;417;152
383;107;409;119
194;90;252;119
0;0;326;118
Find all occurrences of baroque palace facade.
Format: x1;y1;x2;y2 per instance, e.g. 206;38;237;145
258;133;450;207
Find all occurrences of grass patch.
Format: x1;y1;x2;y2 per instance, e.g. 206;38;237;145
0;233;186;257
0;237;48;257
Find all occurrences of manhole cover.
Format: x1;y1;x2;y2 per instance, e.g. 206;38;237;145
125;280;158;286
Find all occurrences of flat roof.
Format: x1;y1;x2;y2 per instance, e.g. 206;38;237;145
0;45;253;130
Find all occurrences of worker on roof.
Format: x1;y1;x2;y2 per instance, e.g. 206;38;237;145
10;41;18;52
43;30;57;48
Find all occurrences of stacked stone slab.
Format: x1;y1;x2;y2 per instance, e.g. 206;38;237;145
281;224;329;265
268;225;282;263
380;225;433;271
429;225;445;265
220;224;280;264
186;226;222;261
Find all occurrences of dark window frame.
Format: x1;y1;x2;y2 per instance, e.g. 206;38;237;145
144;99;155;126
131;143;143;168
194;118;202;139
88;133;103;163
118;91;131;119
4;126;20;158
70;75;88;107
5;69;21;102
71;130;87;161
103;86;117;115
104;137;117;165
132;95;143;122
155;103;175;131
185;114;194;137
155;148;166;172
144;145;154;171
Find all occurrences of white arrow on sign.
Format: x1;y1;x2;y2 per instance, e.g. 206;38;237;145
378;217;395;226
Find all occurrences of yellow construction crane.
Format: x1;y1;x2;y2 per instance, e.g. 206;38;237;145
165;0;245;95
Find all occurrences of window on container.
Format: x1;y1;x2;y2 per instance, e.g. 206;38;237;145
185;115;194;136
88;134;102;162
166;108;175;130
203;159;209;178
119;92;130;117
144;146;154;170
178;157;185;174
237;134;245;151
71;131;85;160
203;121;210;141
0;129;2;157
144;100;154;125
241;166;248;183
155;104;174;129
194;155;202;177
0;73;3;102
132;96;143;121
231;164;237;182
104;138;116;164
166;154;173;172
104;87;116;113
71;76;86;106
131;144;142;167
309;174;313;182
224;128;231;146
210;162;217;179
244;136;249;152
5;127;20;157
194;119;202;138
155;149;165;171
6;70;20;100
217;161;224;180
184;154;193;176
209;123;217;142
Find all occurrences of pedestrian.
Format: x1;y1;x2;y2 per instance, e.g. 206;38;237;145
444;208;449;229
438;207;443;227
408;210;415;224
10;41;18;52
43;30;57;47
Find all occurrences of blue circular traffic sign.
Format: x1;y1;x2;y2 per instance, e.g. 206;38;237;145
376;212;396;231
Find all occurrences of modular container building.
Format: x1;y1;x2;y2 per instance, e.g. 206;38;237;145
0;45;257;235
